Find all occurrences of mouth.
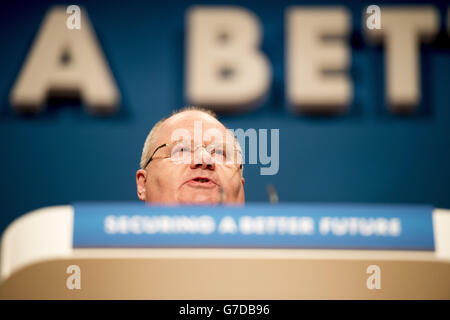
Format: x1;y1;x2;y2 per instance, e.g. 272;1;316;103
186;176;217;188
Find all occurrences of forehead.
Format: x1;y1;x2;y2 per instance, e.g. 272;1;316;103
154;111;228;144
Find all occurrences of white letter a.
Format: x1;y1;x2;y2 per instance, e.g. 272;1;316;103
66;265;81;290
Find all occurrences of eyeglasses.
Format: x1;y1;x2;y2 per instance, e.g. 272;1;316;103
144;140;243;169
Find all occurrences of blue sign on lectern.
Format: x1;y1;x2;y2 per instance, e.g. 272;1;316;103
72;203;435;250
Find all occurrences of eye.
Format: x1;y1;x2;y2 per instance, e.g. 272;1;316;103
214;148;225;156
209;145;226;159
173;144;191;154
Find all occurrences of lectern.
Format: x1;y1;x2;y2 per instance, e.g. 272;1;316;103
1;203;449;299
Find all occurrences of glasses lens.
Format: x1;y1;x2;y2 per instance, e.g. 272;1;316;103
165;140;242;167
170;140;192;163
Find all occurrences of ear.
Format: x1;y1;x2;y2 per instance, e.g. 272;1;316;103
136;169;147;201
241;177;245;186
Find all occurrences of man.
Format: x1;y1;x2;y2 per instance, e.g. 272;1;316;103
136;107;245;204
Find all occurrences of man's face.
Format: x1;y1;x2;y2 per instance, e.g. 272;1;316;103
136;111;245;204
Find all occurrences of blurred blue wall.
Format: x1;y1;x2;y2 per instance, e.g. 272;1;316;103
0;0;449;234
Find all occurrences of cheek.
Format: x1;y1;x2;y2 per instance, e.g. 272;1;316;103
220;168;243;192
147;164;184;193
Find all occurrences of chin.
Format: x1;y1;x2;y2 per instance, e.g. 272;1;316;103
178;192;220;205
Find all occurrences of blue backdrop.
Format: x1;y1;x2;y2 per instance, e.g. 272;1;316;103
1;0;449;235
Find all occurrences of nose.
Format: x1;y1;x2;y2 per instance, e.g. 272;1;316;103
190;147;215;170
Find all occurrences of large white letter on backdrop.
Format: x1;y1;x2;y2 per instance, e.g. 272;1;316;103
286;7;352;114
364;6;438;113
186;6;271;113
10;6;120;114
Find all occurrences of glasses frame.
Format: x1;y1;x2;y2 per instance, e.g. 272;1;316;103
143;141;243;169
143;143;168;168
